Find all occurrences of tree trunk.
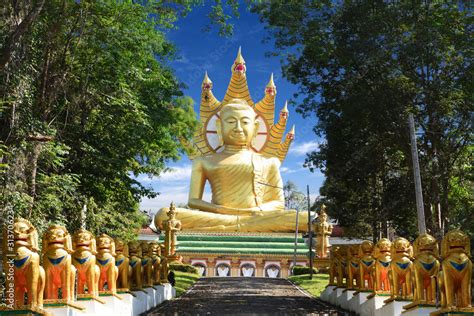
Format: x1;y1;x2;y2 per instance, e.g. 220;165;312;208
26;142;42;217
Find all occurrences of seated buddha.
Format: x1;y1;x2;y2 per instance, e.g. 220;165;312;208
154;48;309;232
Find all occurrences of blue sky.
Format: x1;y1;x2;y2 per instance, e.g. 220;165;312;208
139;5;325;212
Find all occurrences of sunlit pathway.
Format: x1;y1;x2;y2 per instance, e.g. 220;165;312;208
146;277;352;316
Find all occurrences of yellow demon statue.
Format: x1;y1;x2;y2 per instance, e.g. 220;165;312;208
42;225;76;300
359;240;375;291
96;234;118;293
128;241;143;290
412;233;440;304
346;244;360;290
140;241;153;287
373;238;392;293
314;205;333;259
162;203;182;263
154;48;310;233
72;228;100;296
3;218;45;309
149;241;162;285
389;237;413;300
438;230;472;309
115;238;130;290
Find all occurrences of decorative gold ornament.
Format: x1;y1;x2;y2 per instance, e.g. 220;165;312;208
328;246;340;286
128;241;143;290
373;238;391;293
149;241;162;285
72;228;100;296
389;237;413;300
346;244;360;290
96;234;118;293
154;48;310;233
358;240;375;291
411;233;440;305
114;238;130;290
314;205;333;258
42;225;76;300
3;218;45;309
140;241;153;287
438;230;472;309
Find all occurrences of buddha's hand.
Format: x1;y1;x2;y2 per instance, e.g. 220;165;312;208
213;205;262;216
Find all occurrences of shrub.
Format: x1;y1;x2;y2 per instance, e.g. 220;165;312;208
292;265;319;276
169;263;199;274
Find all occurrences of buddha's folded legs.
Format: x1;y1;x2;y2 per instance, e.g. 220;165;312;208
154;207;310;233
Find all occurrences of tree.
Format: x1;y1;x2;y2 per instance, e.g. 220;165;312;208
283;180;308;211
252;1;472;239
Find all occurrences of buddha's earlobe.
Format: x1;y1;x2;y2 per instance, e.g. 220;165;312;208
216;119;224;147
251;119;260;147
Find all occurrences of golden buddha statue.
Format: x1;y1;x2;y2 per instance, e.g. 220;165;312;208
154;48;309;232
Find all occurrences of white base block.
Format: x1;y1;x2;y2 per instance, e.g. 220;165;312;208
334;287;345;307
43;306;81;316
163;283;173;300
349;291;371;314
320;285;336;302
78;298;112;316
402;306;438;316
172;287;176;298
144;287;156;309
378;300;412;316
154;285;166;304
117;293;134;316
132;290;148;316
101;295;131;316
340;290;355;310
360;294;389;316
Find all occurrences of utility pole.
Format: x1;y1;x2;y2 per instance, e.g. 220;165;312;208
408;113;427;234
293;208;300;275
307;185;313;280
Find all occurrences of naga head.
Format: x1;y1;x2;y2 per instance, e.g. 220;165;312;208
413;233;439;257
441;230;470;258
13;218;39;252
97;233;115;256
391;237;413;259
43;225;72;253
72;228;96;254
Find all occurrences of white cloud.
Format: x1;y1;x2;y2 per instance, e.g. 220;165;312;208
136;164;192;183
289;141;319;156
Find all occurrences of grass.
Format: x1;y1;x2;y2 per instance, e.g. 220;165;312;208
173;271;200;297
288;273;329;297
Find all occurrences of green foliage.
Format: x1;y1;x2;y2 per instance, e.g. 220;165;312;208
169;263;199;274
0;1;202;239
288;274;329;297
253;2;473;239
292;265;319;276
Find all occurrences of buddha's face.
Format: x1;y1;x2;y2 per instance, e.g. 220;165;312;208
219;105;258;147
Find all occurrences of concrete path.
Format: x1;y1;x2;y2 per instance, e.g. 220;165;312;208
146;277;352;315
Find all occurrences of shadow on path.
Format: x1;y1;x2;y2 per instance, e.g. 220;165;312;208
145;277;352;316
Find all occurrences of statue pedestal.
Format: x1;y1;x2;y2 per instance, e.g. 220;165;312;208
153;285;166;304
340;289;355;310
378;298;412;316
143;287;157;308
329;287;345;306
100;293;130;316
76;295;111;316
163;283;174;300
43;299;86;316
401;304;439;316
320;285;336;302
360;293;390;316
131;290;148;316
348;291;371;314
